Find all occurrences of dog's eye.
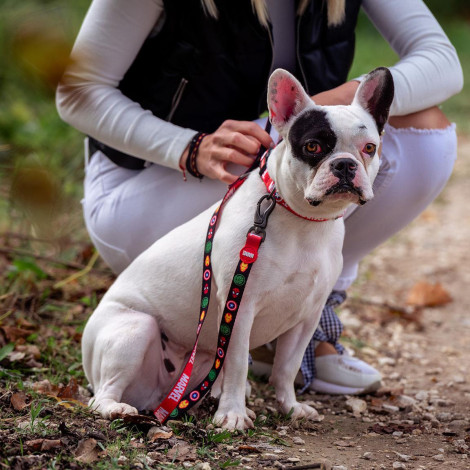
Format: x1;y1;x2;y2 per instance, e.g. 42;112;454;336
304;142;322;154
362;143;376;156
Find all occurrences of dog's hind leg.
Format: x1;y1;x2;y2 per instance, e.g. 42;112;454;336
82;305;172;420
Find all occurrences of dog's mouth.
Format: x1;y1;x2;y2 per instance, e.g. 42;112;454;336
309;182;367;206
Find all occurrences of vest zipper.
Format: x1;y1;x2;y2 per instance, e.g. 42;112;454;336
166;78;189;122
296;14;309;94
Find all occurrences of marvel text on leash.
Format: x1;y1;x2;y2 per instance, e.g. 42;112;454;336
82;67;394;431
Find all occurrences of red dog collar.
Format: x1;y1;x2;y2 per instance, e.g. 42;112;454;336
259;149;342;222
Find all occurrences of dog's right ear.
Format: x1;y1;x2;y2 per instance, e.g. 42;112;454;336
268;69;312;136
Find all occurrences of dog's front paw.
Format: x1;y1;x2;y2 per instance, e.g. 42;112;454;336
281;402;319;421
213;407;255;431
91;399;139;420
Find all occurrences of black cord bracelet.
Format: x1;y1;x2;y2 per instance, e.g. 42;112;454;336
186;132;207;180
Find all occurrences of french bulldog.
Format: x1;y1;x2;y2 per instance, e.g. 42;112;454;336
82;67;394;430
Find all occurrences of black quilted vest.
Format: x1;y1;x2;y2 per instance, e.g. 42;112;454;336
91;0;362;168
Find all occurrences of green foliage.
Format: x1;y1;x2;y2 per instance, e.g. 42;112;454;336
351;10;470;132
0;343;15;362
7;257;47;282
425;0;470;19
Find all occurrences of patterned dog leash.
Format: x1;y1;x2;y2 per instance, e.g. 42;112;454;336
153;152;276;423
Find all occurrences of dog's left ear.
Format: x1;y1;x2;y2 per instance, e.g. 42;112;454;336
268;69;313;136
353;67;395;134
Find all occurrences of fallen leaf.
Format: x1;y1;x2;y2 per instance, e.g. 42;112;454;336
75;438;100;464
7;351;26;362
53;397;88;409
167;443;197;462
24;438;62;451
41;439;62;451
58;378;79;400
150;430;173;442
25;439;45;451
32;379;60;396
11;392;29;411
16;344;41;359
130;440;146;449
406;281;452;307
24;358;43;368
0;325;35;342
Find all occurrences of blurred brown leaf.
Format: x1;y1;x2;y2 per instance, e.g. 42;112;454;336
16;344;41;360
57;377;79;400
11;392;29;411
167;443;197;461
33;378;89;407
11;19;73;89
1;325;36;343
150;430;173;442
74;438;100;464
406;281;452;307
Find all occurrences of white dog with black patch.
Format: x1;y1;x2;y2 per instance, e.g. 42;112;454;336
81;67;394;430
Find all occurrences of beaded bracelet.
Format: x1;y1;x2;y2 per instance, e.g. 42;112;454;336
185;132;207;180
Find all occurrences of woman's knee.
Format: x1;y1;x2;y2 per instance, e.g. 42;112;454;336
388;106;451;130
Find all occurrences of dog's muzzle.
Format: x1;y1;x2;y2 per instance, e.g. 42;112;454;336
307;181;367;207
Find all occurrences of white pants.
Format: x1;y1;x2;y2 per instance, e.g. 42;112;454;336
83;122;458;289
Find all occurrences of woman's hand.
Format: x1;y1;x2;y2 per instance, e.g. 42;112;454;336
180;120;274;184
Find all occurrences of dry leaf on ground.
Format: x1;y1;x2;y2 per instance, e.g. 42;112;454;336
74;438;101;464
167;443;197;462
25;439;62;452
406;281;452;307
10;392;29;411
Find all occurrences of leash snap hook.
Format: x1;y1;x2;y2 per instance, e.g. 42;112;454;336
247;190;276;241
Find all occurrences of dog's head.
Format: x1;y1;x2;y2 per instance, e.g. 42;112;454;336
267;67;394;218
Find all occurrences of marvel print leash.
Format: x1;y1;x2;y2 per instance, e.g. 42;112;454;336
153;172;276;423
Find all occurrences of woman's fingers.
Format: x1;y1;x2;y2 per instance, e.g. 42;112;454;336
194;120;274;182
222;120;274;151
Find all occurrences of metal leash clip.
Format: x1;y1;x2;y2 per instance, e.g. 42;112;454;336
247;189;276;241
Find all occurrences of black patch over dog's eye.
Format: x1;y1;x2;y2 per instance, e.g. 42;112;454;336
288;109;337;169
304;141;322;154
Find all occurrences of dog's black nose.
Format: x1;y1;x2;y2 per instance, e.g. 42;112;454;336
330;158;358;181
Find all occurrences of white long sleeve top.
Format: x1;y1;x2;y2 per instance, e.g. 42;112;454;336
56;0;463;171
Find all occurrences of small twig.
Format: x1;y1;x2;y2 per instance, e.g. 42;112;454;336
0;309;14;322
347;296;416;315
53;250;101;289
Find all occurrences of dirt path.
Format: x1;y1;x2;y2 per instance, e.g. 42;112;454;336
270;135;470;469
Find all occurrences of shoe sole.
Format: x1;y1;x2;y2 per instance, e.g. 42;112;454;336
309;378;381;395
250;361;382;395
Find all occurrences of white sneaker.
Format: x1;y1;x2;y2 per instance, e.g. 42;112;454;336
309;354;382;395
